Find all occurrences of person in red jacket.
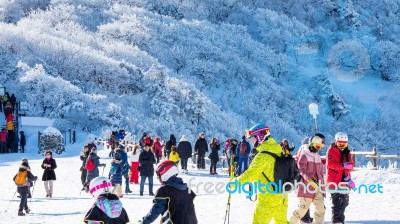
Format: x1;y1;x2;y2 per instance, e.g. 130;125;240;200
0;128;7;153
326;132;354;224
152;137;164;164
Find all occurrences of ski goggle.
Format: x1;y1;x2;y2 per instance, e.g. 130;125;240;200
311;142;325;151
245;128;270;138
336;141;348;149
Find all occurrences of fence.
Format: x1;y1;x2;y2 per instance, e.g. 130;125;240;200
350;147;399;170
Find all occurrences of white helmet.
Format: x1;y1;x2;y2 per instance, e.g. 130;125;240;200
335;132;348;142
88;176;112;199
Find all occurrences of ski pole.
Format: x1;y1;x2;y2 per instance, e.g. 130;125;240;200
4;190;17;212
102;165;106;176
29;181;36;207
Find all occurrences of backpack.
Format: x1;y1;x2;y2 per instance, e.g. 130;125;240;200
15;170;28;186
85;157;95;172
260;151;299;192
240;142;248;155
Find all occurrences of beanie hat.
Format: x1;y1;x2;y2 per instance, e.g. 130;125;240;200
156;160;179;183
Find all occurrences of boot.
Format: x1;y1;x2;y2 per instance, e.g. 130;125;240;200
25;208;30;214
18;211;25;216
125;187;132;194
140;191;143;196
149;192;154;196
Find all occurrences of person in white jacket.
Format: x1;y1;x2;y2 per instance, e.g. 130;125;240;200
129;144;141;184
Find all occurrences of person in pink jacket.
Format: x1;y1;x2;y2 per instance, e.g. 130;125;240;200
290;134;326;224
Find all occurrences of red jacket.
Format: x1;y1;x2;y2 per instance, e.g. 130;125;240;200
326;143;354;186
152;139;164;156
6;114;14;122
0;130;7;142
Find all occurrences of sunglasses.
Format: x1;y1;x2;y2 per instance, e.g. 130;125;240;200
336;141;348;149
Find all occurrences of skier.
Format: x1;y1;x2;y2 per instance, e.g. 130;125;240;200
235;123;288;223
194;132;208;169
208;137;220;175
14;160;37;216
326;132;354;224
140;160;197;224
290;134;326;224
139;142;156;196
84;176;129;223
41;150;57;198
115;144;131;194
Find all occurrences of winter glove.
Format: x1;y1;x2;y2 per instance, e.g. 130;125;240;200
33;176;38;182
344;175;356;189
342;162;353;170
308;179;318;190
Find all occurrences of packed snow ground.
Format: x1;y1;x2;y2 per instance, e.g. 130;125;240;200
0;141;399;224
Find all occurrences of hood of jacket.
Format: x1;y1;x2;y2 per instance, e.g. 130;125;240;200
165;176;188;191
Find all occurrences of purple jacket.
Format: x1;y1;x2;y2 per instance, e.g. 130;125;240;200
296;145;325;198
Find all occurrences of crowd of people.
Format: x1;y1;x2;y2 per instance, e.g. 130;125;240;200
12;124;355;223
0;92;26;154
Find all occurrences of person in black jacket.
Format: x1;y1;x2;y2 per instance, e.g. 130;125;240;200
208;137;220;175
84;176;129;224
164;134;176;158
177;135;192;173
41;150;57;198
19;131;26;153
14;161;38;216
139;143;156;196
80;145;90;189
141;160;197;224
194;132;208;169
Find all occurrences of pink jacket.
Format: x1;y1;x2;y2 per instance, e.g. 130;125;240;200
296;144;325;198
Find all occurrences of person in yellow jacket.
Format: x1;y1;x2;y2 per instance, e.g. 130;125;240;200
235;123;288;224
169;145;180;165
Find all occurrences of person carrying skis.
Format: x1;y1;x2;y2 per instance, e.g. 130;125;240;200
84;176;129;223
234;123;288;223
290;134;326;224
14;160;38;216
140;160;197;224
235;135;251;175
326;132;354;224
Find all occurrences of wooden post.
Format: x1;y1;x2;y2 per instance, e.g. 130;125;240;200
373;147;378;169
351;148;356;167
